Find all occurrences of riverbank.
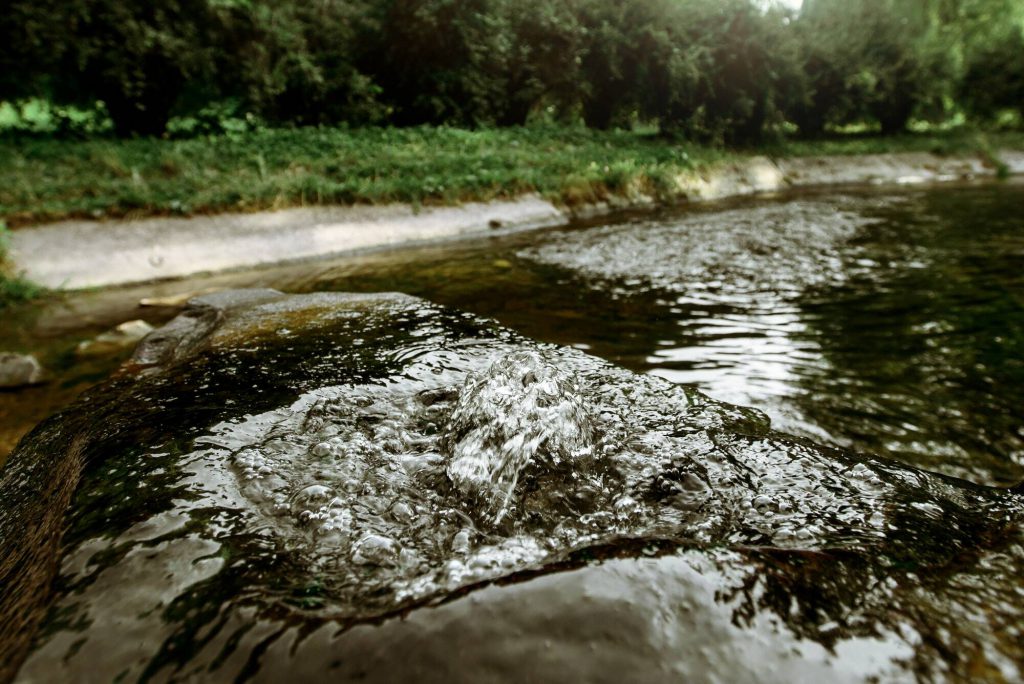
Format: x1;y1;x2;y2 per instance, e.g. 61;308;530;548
5;147;1023;290
2;127;1024;292
4;127;1024;228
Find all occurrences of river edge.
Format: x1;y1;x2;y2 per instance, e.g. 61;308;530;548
9;148;1024;290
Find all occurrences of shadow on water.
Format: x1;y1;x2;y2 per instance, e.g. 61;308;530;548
5;290;1024;681
3;181;1024;680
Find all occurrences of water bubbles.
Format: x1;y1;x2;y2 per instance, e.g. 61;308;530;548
451;529;472;554
352;534;399;565
183;316;1020;627
613;495;641;520
292;484;335;517
234;448;271;481
390;502;414;523
442;351;598;522
752;494;776;513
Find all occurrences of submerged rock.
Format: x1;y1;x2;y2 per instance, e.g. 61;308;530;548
442;350;597;520
75;319;155;357
0;352;44;388
1;289;1022;682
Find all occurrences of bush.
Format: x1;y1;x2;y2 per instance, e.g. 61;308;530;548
222;0;386;127
55;0;226;137
364;0;581;127
569;0;656;130
1;0;1022;142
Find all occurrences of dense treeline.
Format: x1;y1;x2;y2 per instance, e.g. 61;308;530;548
1;0;1022;142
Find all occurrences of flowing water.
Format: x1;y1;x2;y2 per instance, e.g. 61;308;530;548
269;181;1024;487
6;290;1024;682
4;182;1023;483
3;181;1024;681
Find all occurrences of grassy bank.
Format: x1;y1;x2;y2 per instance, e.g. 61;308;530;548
4;126;1023;229
0;127;725;227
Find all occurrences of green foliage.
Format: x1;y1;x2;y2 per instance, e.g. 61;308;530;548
550;0;801;144
3;125;1020;229
568;0;657;130
647;0;802;145
224;1;386;127
0;100;113;139
0;126;731;224
956;0;1024;123
1;0;1023;142
55;0;226;137
793;0;957;136
365;0;581;126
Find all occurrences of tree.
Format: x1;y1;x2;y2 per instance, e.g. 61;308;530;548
50;0;224;137
952;0;1024;123
792;0;955;135
569;0;653;129
0;0;63;103
648;0;801;145
365;0;581;127
223;0;385;127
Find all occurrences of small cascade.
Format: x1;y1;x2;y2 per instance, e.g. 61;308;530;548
442;351;597;522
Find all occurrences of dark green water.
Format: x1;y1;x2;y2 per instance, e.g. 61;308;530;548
9;291;1024;682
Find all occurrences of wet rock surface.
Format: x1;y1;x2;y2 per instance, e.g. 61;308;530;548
2;289;1023;682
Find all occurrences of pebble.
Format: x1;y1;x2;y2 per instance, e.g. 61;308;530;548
0;352;44;388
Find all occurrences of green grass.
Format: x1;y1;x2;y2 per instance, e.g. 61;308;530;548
0;126;734;226
763;129;1024;158
0;124;1019;307
0;222;45;308
1;125;1022;229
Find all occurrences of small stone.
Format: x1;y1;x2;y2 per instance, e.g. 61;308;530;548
0;353;45;388
76;320;155;357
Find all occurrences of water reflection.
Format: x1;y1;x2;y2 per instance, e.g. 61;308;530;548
9;291;1024;681
110;181;1007;483
3;184;1021;481
645;292;834;440
276;183;1024;486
